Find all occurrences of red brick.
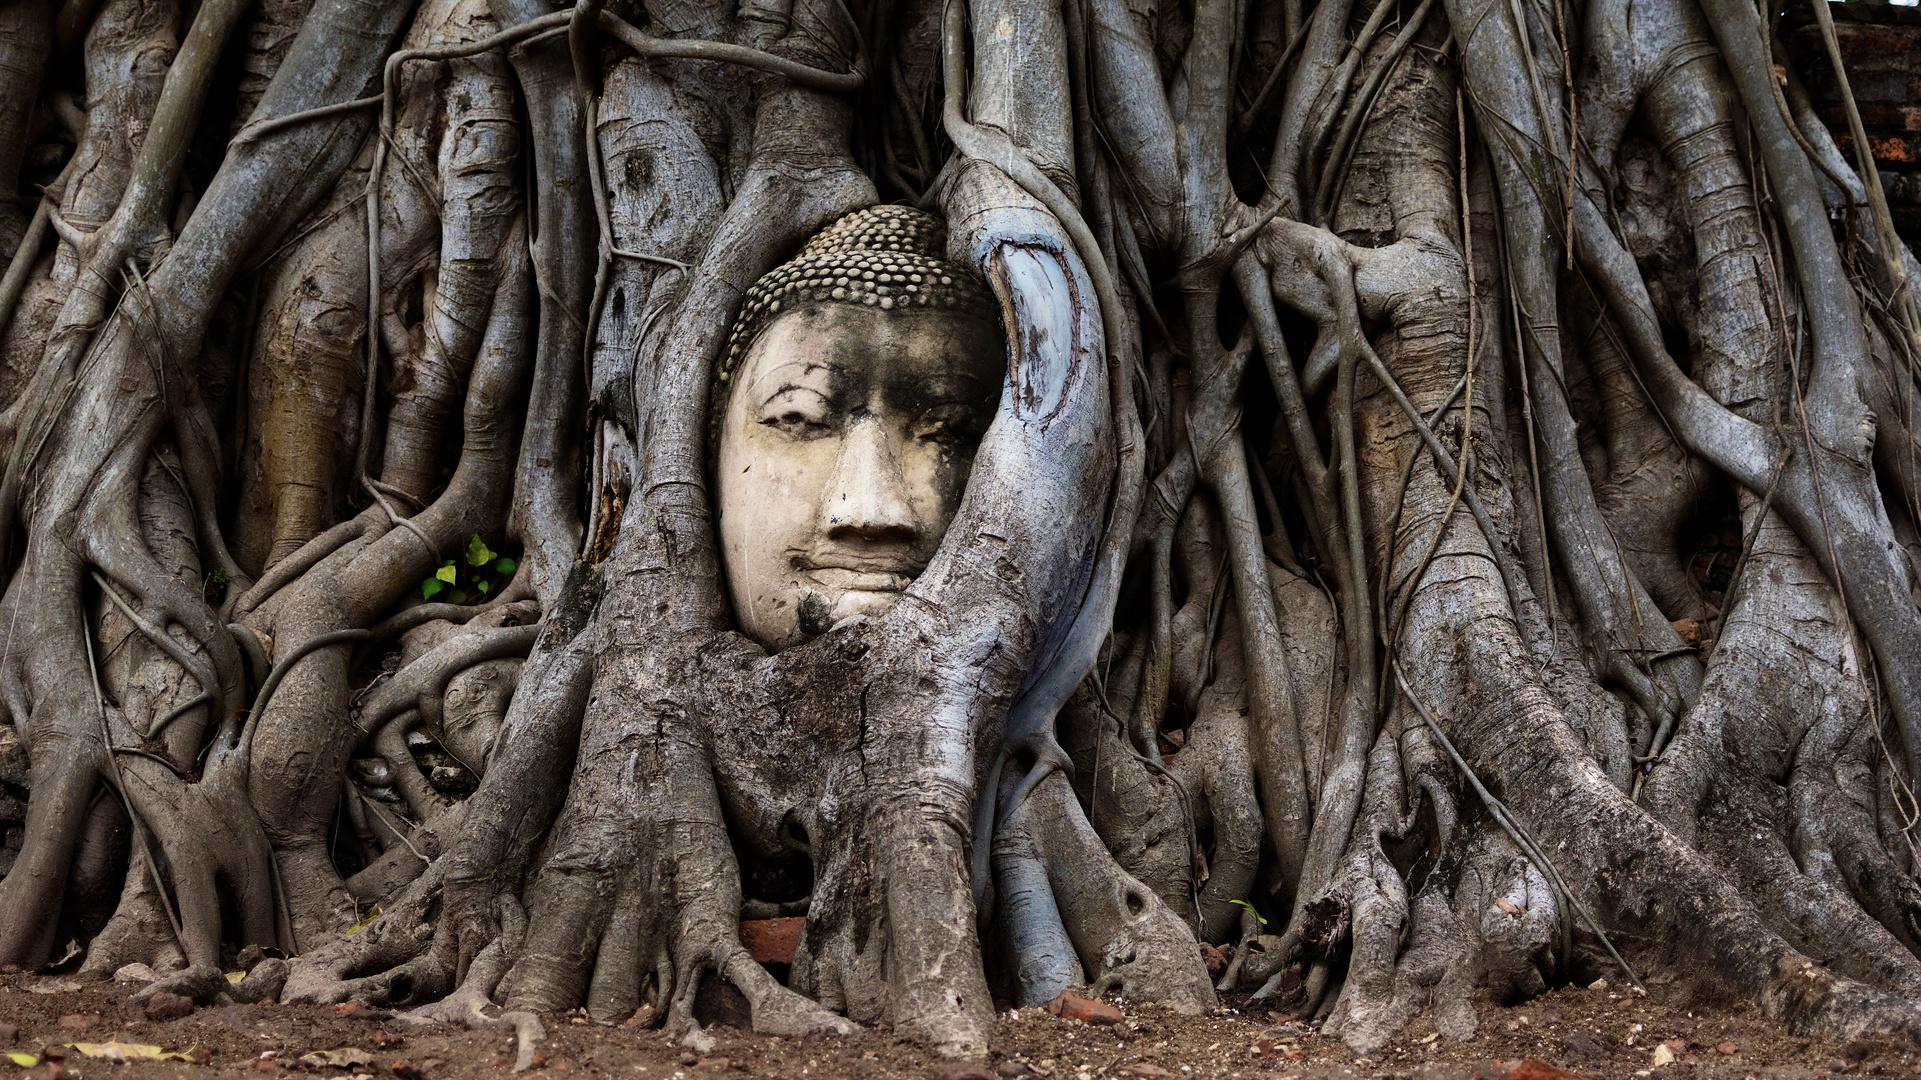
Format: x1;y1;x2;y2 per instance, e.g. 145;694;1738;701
1834;28;1919;56
1199;943;1227;977
1874;137;1916;163
145;991;194;1022
1856;105;1914;128
1044;993;1123;1025
738;917;804;964
1843;134;1920;164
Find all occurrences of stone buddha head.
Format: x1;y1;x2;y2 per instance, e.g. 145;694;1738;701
715;206;1006;652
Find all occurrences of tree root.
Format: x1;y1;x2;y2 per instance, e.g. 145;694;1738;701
9;0;1921;1064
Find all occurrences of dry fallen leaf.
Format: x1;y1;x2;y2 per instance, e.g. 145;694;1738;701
6;1051;38;1067
299;1048;375;1069
68;1043;195;1063
1494;897;1524;915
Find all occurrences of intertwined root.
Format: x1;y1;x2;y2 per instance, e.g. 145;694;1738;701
5;0;1921;1062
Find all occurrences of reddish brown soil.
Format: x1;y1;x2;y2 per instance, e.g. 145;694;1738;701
0;973;1910;1080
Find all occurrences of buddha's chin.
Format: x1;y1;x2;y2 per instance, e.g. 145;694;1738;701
782;585;909;644
829;588;904;622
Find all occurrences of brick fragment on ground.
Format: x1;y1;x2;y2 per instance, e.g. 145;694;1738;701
1504;1059;1582;1080
1199;943;1227;978
1043;993;1123;1026
144;992;194;1022
333;1001;393;1021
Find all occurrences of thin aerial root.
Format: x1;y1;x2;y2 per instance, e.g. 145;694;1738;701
230;97;383;147
91;571;217;735
237;629;375;753
231;517;379;615
594;12;862;92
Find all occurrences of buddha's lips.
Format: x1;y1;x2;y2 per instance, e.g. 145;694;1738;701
796;554;922;592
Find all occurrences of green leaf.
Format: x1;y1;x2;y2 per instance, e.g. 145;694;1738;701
436;561;458;584
7;1052;39;1067
1229;899;1268;927
492;557;516;576
476;581;490;594
466;534;496;567
445;589;468;606
421;577;443;600
342;905;382;937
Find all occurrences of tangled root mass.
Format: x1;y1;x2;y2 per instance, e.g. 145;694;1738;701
3;0;1921;1060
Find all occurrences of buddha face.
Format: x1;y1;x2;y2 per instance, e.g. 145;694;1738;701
717;302;1005;651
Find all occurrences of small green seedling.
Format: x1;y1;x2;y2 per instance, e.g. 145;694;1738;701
418;534;517;605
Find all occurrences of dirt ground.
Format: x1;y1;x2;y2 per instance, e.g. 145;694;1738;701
0;971;1911;1080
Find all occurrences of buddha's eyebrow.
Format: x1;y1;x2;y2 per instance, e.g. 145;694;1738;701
757;381;832;408
751;360;835;401
904;372;997;402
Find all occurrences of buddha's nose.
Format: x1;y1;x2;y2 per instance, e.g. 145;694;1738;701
823;415;921;544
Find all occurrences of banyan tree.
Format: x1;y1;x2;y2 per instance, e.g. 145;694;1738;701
2;0;1921;1062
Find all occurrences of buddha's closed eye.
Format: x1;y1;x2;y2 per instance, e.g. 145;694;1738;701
913;403;988;446
759;389;834;438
